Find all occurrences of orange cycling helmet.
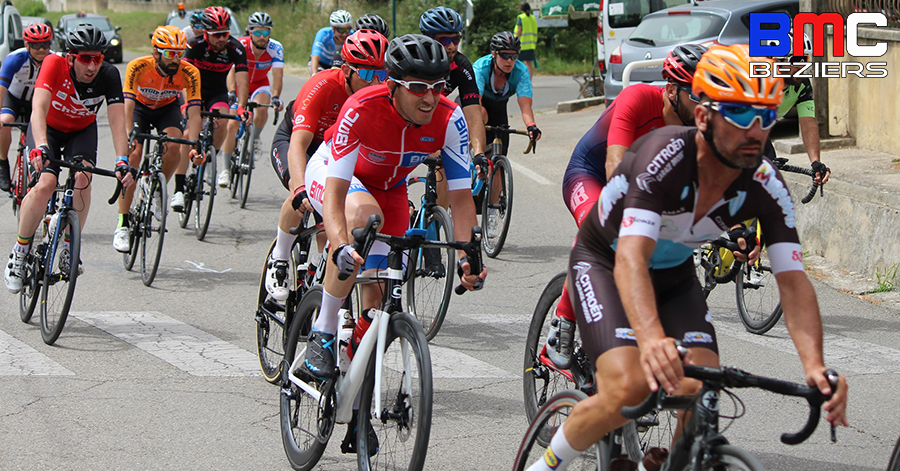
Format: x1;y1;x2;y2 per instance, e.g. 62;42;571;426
24;23;53;43
342;30;389;68
152;25;187;50
692;44;783;106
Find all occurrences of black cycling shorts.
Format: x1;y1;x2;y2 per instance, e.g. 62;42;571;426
1;93;32;121
483;97;510;156
133;101;184;135
203;92;231;112
26;121;98;177
568;239;718;364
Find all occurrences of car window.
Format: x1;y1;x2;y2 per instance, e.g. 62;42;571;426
608;0;691;29
740;5;800;30
64;17;112;32
7;16;15;46
627;12;727;47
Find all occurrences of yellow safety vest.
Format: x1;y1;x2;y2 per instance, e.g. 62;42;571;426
516;13;538;51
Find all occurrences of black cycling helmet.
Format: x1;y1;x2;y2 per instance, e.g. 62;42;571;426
247;11;273;29
189;10;204;29
419;7;463;35
66;24;108;53
356;13;390;38
490;31;520;52
661;43;708;85
386;34;449;81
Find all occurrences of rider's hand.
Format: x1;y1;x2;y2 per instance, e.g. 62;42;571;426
115;156;137;188
272;96;283;111
527;123;542;141
457;257;487;291
472;153;488;175
29;145;50;173
291;185;313;213
807;367;849;428
332;244;363;279
811;160;830;185
236;106;251;123
727;226;758;263
189;148;205;166
639;336;688;394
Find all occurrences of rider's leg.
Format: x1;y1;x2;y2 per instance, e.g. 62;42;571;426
556;174;605;325
251;88;270;146
0;112;15;191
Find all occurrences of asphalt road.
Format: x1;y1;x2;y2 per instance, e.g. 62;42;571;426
1;54;899;470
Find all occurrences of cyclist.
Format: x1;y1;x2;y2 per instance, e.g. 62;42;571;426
5;25;133;293
549;44;708;363
113;26;203;253
184;6;250;189
265;30;389;302
182;10;205;43
330;13;389;68
0;22;54;192
298;34;487;380
309;10;352;74
237;11;284;158
523;44;848;471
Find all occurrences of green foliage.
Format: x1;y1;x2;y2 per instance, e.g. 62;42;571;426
18;0;46;17
539;18;595;63
465;0;517;58
874;264;899;293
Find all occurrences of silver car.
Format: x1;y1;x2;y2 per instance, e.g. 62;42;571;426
603;0;800;103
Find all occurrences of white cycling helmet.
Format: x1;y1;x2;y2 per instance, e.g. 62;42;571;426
767;30;812;61
330;10;353;28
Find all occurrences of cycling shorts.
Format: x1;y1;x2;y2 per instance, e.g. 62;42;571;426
483;97;510;156
133;101;184;136
270;136;319;191
26;121;98;177
562;169;604;227
203;93;231;112
1;92;32;120
568;239;718;364
250;84;272;101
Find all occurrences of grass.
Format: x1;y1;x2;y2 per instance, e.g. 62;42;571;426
873;264;899;293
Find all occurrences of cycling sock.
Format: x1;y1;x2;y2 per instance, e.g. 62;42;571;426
556;282;577;322
313;289;344;335
251;124;262;141
174;174;185;194
272;227;293;261
117;213;130;229
222;152;232;169
13;237;30;253
0;158;9;174
527;424;580;471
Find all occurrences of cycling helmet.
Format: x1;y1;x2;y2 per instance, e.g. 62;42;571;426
329;10;353;28
490;31;520;52
66;24;108;53
342;30;388;68
23;22;53;43
189;11;205;29
152;25;187;50
692;44;783;106
419;7;463;35
247;11;273;29
202;6;231;32
767;30;812;61
386;34;449;80
661;43;708;85
356;13;390;38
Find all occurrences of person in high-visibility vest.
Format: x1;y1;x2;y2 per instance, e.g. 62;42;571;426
514;1;538;77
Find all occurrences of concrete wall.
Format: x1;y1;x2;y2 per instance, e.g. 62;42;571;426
47;0;201;13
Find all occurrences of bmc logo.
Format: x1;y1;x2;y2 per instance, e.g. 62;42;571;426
749;12;888;57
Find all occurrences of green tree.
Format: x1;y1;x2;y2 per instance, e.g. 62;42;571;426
465;0;516;59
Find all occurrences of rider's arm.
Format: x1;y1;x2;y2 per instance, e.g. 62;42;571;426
606;145;627;177
29;88;50;147
226;67;235;93
235;70;249;108
123;99;136;141
107;103;130;158
0;84;8;110
310;55;321;74
287;129;314;192
272;67;284;100
517;95;538;135
798;116;828;183
184;104;201;141
462;104;486;155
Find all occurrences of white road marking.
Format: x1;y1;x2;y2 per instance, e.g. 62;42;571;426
0;330;74;376
427;345;517;379
181;261;232;273
72;311;259;377
509;160;554;186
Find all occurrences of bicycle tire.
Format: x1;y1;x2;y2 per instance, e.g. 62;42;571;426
178;171;194;229
672;444;766;471
122;202;139;272
693;244;717;299
887;435;900;471
11;151;33;219
513;389;603;471
194;146;216;241
140;172;167;286
40;209;80;345
280;286;331;471
256;237;302;384
735;246;783;335
405;205;454;341
19;241;40;323
240;134;253;208
357;311;432;471
229;148;241;200
481;155;513;258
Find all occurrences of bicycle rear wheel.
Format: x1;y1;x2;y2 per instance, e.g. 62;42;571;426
240;137;253;208
178;172;194;229
405;205;454;341
481;155;513;258
11;152;34;219
735;246;782;335
280;286;331;471
357;312;432;471
229;149;241;200
513;390;602;471
673;444;765;471
19;242;41;323
256;237;303;384
194;147;216;241
40;210;80;345
140;173;167;286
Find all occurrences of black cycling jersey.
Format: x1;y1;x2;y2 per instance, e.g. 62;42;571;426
184;36;248;101
444;53;480;108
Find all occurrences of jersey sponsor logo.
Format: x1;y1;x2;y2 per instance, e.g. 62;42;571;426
569;181;590;210
334;108;359;147
635;138;685;194
792;250;803;262
293;114;305;126
660;218;679;234
309;179;325;204
453;115;468;154
599;174;628;226
56;91;67;100
543;448;560;469
684;331;713;343
420;136;434;142
51;99;97;117
615;328;636;341
752;161;796;228
573;261;603;323
728;191;747;216
367;152;386;163
621;215;655;229
137;87;181;101
705;311;713;323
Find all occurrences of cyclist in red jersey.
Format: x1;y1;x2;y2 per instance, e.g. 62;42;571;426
237;11;284;158
263;30;389;302
5;25;133;293
297;35;487;384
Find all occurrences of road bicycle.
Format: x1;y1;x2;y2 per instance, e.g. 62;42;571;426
694;157;821;334
228;101;278;208
178;109;241;241
886;434;900;471
18;156;122;345
279;214;483;470
515;345;839;471
124;127;201;286
4;122;33;217
472;125;535;258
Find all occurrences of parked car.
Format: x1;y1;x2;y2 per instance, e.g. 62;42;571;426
0;0;23;67
55;12;123;63
603;0;800;103
166;7;242;39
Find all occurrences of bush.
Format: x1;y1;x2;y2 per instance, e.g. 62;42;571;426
465;0;516;59
539;18;595;63
18;0;47;17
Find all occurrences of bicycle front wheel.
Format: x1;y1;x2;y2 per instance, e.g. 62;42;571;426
178;171;194;229
256;237;300;384
357;312;432;471
735;247;782;335
19;242;40;323
481;155;514;258
194;147;216;241
673;444;765;471
140;172;167;286
123;186;141;271
40;210;80;345
405;205;454;341
513;389;601;471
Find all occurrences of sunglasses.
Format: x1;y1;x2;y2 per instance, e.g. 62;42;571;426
390;78;447;96
709;102;778;130
333;27;352;35
73;53;104;65
251;29;271;37
348;64;388;83
677;85;700;103
27;41;51;50
208;30;229;38
435;35;461;46
157;48;185;60
497;51;518;61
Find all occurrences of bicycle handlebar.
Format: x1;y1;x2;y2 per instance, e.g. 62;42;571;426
43;157;123;204
2;122;28;129
244;101;280;126
133;132;202;150
200;109;244;121
485;125;537;154
773;158;821;204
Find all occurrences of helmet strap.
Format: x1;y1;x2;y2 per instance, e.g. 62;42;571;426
702;118;741;170
492;57;510;79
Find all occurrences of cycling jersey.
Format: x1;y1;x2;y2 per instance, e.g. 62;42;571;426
579;126;804;273
310;27;342;68
778;78;814;119
123;55;201;109
0;48;44;101
273;69;348;153
445;53;480;108
472;54;532;102
36;53;124;134
238;36;284;88
182;26;199;43
184;36;248;102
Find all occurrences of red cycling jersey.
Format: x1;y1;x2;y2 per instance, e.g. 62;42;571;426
238;36;285;89
291;68;349;146
36;53;124;133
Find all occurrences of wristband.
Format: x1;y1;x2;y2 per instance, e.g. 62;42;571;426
526;122;536;128
293;185;306;198
230;103;238;110
116;156;129;165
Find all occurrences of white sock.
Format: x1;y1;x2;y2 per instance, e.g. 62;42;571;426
13;241;30;254
526;424;580;471
272;227;293;261
312;289;343;335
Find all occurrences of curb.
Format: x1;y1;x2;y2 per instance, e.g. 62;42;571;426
557;97;605;113
773;136;856;154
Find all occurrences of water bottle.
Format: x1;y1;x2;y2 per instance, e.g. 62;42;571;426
348;308;375;359
337;309;354;372
47;212;59;241
637;447;668;471
609;455;637;471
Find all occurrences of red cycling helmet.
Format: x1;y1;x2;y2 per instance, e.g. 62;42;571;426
661;44;708;85
342;30;389;68
202;6;231;32
24;23;53;43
